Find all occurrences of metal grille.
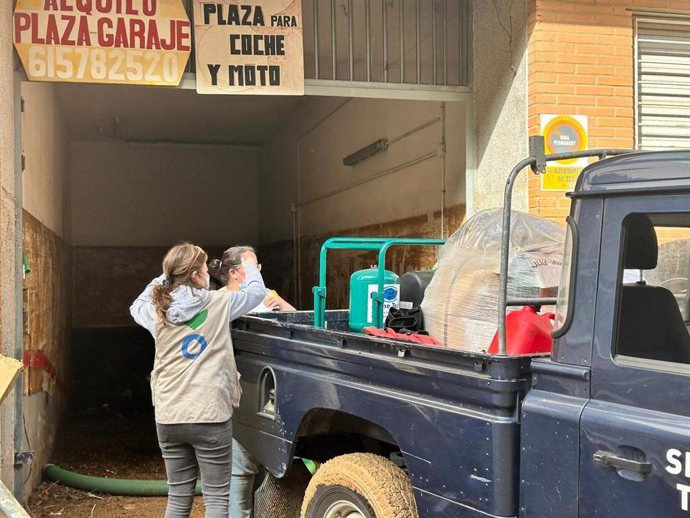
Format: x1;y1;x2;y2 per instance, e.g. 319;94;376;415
636;17;690;149
303;0;471;86
183;0;472;87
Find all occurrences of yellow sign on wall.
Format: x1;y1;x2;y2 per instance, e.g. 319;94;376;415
13;0;191;86
194;0;304;95
540;114;589;192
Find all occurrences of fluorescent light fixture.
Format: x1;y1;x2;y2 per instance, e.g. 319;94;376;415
343;138;389;167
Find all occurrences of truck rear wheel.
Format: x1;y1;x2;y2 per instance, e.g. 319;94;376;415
301;453;417;518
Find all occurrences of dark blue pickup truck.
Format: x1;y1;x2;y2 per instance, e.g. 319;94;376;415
232;148;690;518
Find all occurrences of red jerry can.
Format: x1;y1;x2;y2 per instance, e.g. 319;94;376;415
488;306;556;355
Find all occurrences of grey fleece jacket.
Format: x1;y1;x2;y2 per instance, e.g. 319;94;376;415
130;264;265;338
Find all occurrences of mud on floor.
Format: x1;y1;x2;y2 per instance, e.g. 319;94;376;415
26;412;206;518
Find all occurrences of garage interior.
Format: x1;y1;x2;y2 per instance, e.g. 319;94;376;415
11;0;532;507
20;64;467;493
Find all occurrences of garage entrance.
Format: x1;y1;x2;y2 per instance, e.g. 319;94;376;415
18;73;469;514
9;0;480;512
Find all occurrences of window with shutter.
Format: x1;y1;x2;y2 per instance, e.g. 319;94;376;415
636;18;690;150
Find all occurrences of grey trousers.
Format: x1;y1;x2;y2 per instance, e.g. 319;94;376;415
230;439;261;518
156;419;233;518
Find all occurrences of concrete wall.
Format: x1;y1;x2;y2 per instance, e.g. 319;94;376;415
472;0;529;213
258;96;340;245
71;245;224;329
259;204;466;310
260;96;465;243
22;210;71;493
298;98;465;236
22;83;71;241
70;141;259;247
70;141;258;327
20;82;72;495
0;0;18;493
258;95;466;307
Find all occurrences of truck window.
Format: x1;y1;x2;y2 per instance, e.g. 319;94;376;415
614;213;690;367
553;216;576;337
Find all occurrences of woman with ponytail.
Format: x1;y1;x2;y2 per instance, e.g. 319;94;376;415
130;242;265;518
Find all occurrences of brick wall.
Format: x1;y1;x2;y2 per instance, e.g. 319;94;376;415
526;0;685;220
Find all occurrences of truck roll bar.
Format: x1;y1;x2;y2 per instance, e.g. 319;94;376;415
496;136;633;355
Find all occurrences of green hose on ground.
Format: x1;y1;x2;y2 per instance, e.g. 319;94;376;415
43;464;202;496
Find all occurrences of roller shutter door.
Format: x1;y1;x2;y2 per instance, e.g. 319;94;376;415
636;18;690;149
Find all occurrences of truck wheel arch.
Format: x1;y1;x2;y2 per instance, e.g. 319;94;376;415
294;408;400;462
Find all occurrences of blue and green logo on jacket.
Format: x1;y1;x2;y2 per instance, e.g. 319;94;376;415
180;310;208;360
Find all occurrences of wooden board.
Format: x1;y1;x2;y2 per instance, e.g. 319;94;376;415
0;356;22;405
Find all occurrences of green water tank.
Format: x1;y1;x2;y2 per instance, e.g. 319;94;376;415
349;268;400;332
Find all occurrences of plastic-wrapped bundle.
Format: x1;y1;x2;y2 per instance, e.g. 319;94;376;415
420;209;564;353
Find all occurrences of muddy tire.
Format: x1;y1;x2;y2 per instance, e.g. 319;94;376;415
301;453;418;518
254;462;311;518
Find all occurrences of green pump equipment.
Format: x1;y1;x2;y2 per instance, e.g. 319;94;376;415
312;237;445;331
349;267;400;332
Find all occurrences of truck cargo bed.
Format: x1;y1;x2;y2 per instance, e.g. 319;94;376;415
232;310;536;517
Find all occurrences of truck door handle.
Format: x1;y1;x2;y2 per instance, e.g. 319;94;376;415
593;451;652;474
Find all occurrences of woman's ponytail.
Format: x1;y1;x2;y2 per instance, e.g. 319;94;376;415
152;283;174;322
152;242;208;324
208;258;227;286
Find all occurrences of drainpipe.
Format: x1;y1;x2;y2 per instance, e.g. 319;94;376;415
440;102;446;239
12;70;27;503
464;97;475;217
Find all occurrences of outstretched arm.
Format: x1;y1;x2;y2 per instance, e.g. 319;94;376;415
227;252;266;320
262;290;296;311
130;274;165;338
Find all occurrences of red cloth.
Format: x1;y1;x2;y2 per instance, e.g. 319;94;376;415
363;327;444;347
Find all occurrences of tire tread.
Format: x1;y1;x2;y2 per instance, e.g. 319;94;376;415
301;453;417;518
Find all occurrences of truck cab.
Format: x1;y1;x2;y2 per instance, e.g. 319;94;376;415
233;150;690;518
521;151;690;518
